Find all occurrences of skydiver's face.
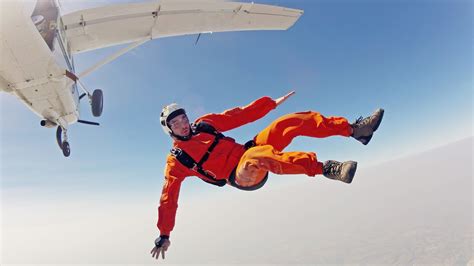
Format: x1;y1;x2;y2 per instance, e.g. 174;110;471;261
168;114;190;137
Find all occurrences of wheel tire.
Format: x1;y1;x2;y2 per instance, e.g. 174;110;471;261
56;126;63;150
91;89;103;117
62;141;71;157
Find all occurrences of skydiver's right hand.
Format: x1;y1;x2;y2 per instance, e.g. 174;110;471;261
150;236;171;260
275;90;295;106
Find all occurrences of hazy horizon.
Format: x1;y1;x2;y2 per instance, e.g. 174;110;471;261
2;137;472;264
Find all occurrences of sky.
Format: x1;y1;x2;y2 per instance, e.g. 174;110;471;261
0;0;473;262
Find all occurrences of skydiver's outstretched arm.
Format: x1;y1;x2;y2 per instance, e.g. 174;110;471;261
196;91;296;132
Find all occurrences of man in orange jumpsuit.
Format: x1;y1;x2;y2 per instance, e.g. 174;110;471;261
151;91;384;260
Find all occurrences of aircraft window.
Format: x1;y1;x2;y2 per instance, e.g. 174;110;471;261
30;0;59;51
32;15;46;33
32;15;45;26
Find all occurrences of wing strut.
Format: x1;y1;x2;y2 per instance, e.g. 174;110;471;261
78;37;150;79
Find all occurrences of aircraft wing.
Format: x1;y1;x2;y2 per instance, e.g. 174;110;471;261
61;1;303;54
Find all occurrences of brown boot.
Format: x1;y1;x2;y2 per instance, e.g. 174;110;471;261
351;108;384;145
322;160;357;184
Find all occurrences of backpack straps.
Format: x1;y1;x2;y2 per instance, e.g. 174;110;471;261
170;122;228;187
170;147;227;187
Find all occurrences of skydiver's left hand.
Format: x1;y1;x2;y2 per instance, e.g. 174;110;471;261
150;236;170;260
275;90;295;106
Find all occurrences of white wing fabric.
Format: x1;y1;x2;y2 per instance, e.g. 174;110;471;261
61;1;303;54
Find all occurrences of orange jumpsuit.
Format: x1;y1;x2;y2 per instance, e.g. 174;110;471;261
157;96;352;236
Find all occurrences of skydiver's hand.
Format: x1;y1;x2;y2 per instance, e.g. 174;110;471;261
275;90;295;106
150;236;171;260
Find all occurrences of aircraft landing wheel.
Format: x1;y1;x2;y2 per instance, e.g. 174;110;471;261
91;89;103;117
56;126;63;149
62;141;70;157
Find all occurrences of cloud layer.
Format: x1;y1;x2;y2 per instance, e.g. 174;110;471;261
2;138;472;264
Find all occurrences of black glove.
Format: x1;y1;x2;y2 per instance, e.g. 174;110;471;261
154;235;169;248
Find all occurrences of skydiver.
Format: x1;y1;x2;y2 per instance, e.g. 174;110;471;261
151;91;384;260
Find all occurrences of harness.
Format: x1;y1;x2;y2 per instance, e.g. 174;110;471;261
170;122;233;186
170;122;266;190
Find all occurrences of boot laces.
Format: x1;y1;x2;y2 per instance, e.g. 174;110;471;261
325;161;342;177
353;115;371;128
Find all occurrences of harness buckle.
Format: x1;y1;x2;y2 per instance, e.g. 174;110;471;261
204;170;217;179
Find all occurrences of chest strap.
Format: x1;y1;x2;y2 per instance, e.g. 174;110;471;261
170;133;227;187
170;122;228;186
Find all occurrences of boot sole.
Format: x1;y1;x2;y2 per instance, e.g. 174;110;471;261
359;109;384;145
373;108;385;132
343;161;358;184
359;134;373;145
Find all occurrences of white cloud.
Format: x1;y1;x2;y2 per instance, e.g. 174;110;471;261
1;138;472;264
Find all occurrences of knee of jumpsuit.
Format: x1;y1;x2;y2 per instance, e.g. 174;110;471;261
236;144;323;183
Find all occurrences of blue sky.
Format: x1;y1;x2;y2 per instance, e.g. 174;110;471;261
1;0;472;200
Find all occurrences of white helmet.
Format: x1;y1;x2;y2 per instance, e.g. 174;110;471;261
160;103;187;136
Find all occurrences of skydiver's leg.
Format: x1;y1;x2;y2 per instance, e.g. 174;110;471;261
233;144;357;187
233;144;321;188
235;145;357;187
242;145;321;176
232;111;358;189
232;110;386;189
254;111;352;151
